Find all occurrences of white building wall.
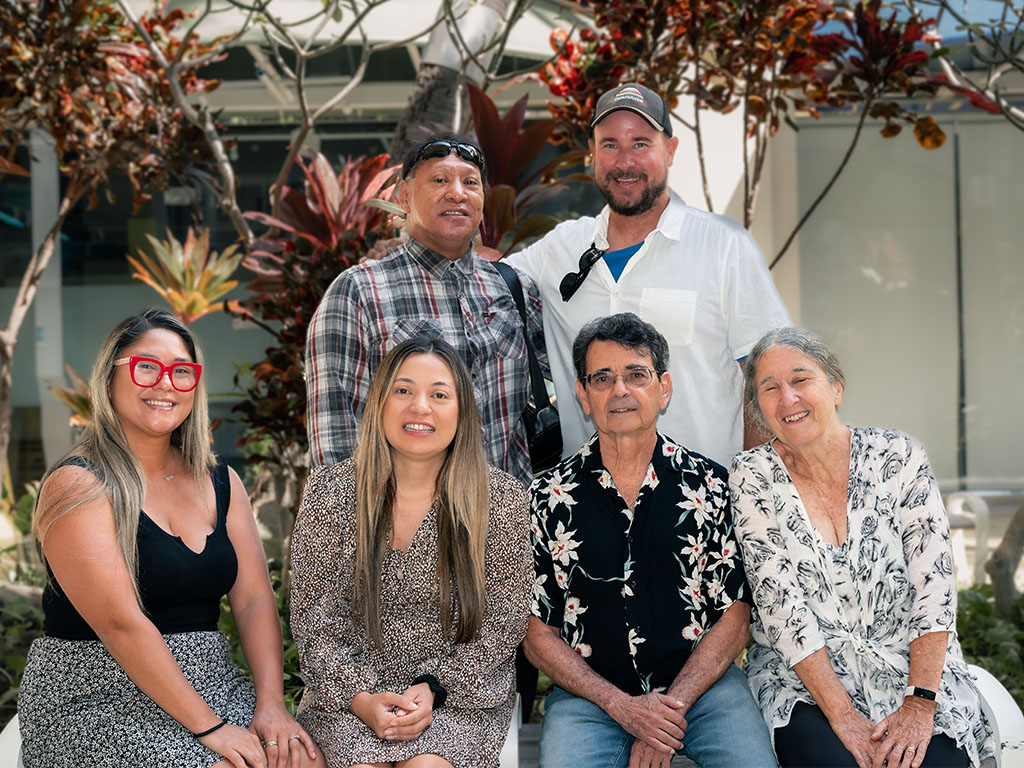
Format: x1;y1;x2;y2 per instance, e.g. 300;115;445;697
666;98;802;318
789;116;1022;490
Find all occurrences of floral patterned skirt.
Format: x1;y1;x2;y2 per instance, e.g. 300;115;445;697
18;630;256;768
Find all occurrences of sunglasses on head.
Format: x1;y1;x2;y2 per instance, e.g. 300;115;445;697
559;242;607;302
409;140;485;174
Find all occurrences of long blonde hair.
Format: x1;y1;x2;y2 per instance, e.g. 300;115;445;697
353;336;490;647
33;308;215;600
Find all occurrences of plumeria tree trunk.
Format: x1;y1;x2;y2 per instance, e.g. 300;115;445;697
986;502;1024;618
0;183;83;490
0;0;223;484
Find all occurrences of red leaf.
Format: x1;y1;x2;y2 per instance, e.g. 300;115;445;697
0;156;31;177
468;83;507;185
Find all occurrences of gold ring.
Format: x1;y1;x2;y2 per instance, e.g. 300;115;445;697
266;740;278;747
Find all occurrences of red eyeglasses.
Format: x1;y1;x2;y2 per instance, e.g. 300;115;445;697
114;356;202;392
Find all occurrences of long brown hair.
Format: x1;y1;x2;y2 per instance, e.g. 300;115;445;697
33;308;215;601
353;335;490;647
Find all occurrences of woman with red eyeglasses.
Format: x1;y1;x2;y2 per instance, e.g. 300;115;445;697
17;308;318;768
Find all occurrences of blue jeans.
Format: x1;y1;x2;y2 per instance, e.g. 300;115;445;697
539;665;778;768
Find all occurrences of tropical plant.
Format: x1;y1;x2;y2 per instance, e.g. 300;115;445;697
0;592;45;728
0;0;219;491
45;364;92;430
219;559;305;713
114;0;475;231
957;585;1024;711
1;464;36;542
127;228;244;324
229;151;399;474
467;83;589;255
534;0;946;265
904;0;1023;132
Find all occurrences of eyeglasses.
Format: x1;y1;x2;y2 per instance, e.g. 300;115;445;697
114;356;202;392
582;366;658;391
409;140;485;174
559;242;607;302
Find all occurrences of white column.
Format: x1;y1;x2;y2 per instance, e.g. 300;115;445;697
30;129;71;466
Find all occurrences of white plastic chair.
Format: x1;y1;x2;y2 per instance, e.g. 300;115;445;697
0;713;23;768
498;694;520;768
946;492;990;587
971;664;1024;768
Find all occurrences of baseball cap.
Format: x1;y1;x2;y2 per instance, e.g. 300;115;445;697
591;83;673;137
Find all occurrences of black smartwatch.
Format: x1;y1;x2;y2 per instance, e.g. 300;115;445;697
906;685;937;702
411;673;448;710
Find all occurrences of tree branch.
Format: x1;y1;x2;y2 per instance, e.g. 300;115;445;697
485;20;579;87
984;501;1024;618
742;61;752;227
115;0;254;245
771;98;873;270
1;180;84;355
442;0;504;87
903;0;1024;131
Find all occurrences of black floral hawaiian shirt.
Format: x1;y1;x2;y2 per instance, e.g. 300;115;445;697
529;432;750;696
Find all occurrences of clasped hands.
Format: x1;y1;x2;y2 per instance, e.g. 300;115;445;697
836;697;937;768
610;691;689;768
350;682;436;742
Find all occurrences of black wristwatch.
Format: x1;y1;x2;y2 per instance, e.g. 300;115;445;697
411;673;448;710
905;685;938;702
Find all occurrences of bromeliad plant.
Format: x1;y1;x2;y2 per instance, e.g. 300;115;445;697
127;228;243;324
467;83;589;256
45;364;92;430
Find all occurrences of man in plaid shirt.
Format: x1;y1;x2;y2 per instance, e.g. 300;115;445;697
305;133;543;486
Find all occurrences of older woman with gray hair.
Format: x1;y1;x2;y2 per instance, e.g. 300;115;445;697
729;327;993;768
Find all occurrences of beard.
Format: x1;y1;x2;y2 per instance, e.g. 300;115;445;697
597;171;667;217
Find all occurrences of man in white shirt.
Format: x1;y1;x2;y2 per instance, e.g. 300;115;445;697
506;83;790;467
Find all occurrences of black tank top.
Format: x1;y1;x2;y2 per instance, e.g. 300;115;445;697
42;457;239;640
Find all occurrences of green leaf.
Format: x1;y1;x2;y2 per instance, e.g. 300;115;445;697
362;199;405;216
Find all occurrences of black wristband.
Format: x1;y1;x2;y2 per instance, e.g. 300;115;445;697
906;686;937;702
411;673;448;710
191;719;227;738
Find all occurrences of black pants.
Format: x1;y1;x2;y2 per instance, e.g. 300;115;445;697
775;702;970;768
515;644;537;722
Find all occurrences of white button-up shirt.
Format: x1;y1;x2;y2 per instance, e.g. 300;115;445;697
507;192;791;467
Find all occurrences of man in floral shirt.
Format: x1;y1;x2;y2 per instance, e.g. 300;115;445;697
525;313;777;768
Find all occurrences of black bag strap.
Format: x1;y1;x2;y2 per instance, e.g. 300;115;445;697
494;261;550;410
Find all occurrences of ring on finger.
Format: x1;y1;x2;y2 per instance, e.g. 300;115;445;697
266;740;278;747
289;735;302;741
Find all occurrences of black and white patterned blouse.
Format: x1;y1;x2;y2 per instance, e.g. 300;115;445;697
530;433;749;696
730;427;994;766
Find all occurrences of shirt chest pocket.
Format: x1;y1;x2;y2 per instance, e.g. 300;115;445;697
381;318;444;353
477;299;526;362
638;288;698;348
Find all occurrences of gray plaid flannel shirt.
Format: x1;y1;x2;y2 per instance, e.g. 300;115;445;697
305;238;543;487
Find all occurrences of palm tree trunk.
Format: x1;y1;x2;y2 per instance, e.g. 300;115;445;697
389;0;515;159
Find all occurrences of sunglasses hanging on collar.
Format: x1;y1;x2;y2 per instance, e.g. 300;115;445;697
559;243;607;302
